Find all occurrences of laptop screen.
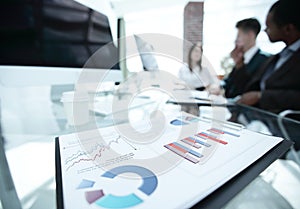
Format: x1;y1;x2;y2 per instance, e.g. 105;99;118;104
134;35;159;71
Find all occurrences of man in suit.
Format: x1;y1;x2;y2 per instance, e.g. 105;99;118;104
224;18;269;98
238;0;300;113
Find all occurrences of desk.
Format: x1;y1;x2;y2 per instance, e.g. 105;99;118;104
1;85;299;209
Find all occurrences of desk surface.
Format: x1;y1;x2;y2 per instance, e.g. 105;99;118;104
1;85;300;209
192;139;293;209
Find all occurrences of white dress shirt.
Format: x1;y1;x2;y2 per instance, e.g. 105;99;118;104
178;64;219;89
260;38;300;90
243;45;259;64
274;38;300;71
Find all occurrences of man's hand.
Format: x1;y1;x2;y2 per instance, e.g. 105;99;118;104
230;46;244;69
237;91;261;106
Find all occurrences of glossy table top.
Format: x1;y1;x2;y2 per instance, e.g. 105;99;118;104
1;83;300;209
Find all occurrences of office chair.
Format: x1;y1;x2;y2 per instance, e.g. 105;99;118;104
277;110;300;166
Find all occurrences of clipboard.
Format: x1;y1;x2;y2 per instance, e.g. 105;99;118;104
55;137;65;209
55;136;292;209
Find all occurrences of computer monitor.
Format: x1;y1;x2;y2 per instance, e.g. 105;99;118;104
0;0;119;69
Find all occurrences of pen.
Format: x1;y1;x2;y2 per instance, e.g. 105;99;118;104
189;97;211;102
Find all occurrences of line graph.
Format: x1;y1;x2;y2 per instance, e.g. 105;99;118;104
64;133;137;171
66;147;109;171
64;136;120;165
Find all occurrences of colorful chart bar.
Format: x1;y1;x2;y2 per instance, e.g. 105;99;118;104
207;128;224;134
186;136;211;147
208;128;240;137
197;132;228;145
173;142;203;158
170;119;188;126
76;179;95;189
102;165;157;196
164;143;200;164
96;194;143;208
194;137;211;147
181;137;201;148
85;190;105;204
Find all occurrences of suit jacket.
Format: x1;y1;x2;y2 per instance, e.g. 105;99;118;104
244;48;300;113
224;49;269;98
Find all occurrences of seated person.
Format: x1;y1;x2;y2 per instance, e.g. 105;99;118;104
224;18;269;98
178;42;220;93
238;0;300;114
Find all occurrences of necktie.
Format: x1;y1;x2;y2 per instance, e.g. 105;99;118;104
260;54;279;90
260;48;294;90
274;48;294;70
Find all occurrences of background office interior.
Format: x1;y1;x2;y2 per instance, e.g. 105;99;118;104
0;0;290;147
1;0;300;209
0;0;288;139
1;0;285;75
76;0;284;76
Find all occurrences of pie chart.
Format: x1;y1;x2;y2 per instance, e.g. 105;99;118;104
83;165;158;208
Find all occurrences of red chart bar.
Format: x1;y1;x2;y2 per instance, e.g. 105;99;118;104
181;137;201;149
197;132;228;145
208;128;224;134
164;143;200;164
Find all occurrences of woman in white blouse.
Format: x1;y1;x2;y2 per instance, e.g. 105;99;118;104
178;42;220;93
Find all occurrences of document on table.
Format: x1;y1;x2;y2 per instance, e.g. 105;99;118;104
56;112;283;209
167;90;227;105
91;95;155;116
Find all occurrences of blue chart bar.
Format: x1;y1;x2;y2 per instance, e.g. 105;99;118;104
223;130;240;137
102;165;158;196
181;138;201;148
77;179;95;189
173;142;203;158
209;128;240;137
96;194;143;209
93;165;158;208
191;136;211;147
182;136;211;147
164;144;200;164
170;119;188;126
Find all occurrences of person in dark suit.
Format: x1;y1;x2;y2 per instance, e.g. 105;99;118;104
224;18;269;98
238;0;300;113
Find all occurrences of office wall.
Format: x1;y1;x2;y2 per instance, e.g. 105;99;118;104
203;0;285;75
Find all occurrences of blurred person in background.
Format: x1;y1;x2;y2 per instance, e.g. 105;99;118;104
238;0;300;114
178;42;220;94
224;18;269;99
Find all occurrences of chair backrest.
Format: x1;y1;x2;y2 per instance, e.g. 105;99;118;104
277;110;300;166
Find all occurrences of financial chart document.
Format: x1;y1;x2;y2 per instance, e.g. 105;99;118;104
58;112;283;209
